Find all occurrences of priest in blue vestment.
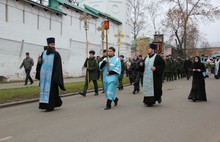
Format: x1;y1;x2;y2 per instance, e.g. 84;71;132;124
142;43;165;107
36;37;65;111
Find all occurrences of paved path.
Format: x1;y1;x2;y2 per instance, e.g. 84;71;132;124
0;77;85;89
0;77;220;142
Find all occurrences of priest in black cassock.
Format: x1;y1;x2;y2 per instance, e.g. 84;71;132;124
142;43;165;107
36;37;65;111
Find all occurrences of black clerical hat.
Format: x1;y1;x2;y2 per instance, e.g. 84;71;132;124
47;37;55;44
149;43;157;50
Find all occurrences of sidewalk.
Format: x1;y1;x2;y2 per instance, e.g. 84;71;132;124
0;77;85;89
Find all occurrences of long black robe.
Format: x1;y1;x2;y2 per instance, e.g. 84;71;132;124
188;61;207;101
36;49;65;111
130;59;140;92
143;54;165;105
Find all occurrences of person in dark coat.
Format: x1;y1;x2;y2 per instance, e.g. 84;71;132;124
99;50;108;93
143;43;165;107
138;55;145;87
214;56;220;79
79;50;99;97
130;55;140;94
118;55;125;90
36;37;66;111
184;57;192;80
188;56;207;102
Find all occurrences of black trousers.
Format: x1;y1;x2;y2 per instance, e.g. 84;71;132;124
139;72;143;87
83;79;98;93
118;78;123;89
185;68;191;80
25;69;33;84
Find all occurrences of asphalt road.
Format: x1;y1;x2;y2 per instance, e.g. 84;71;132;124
0;77;220;142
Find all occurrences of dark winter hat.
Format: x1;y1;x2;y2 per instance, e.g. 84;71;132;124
89;50;95;55
119;55;124;58
47;37;55;45
149;43;157;50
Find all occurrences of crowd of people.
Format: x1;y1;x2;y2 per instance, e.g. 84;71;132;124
19;37;220;111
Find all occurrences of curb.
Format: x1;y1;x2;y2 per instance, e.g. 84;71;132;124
0;84;131;108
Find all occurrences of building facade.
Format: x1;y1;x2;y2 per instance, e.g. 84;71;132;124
0;0;131;81
78;0;132;58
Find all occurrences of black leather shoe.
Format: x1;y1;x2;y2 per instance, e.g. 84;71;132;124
104;99;112;110
104;106;111;110
158;97;162;104
79;92;86;97
147;104;153;107
94;93;99;96
114;98;119;106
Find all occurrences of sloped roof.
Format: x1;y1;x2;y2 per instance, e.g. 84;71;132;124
84;4;122;25
61;1;98;18
23;0;67;15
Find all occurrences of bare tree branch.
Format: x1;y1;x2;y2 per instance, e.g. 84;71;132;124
129;0;147;39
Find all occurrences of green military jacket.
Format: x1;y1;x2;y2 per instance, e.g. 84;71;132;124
177;58;183;71
173;59;178;73
118;60;125;79
84;57;98;80
164;59;170;73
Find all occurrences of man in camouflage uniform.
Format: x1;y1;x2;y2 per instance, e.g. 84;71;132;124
177;57;184;79
163;56;169;82
118;55;125;90
173;58;178;80
169;55;175;81
79;50;99;97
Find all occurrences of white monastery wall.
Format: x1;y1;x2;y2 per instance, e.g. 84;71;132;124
0;0;131;81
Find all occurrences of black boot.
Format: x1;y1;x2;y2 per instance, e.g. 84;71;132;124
94;92;99;96
104;99;112;110
114;97;119;106
158;97;162;104
79;91;86;97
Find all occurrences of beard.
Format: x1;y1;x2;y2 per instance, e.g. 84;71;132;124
46;47;55;55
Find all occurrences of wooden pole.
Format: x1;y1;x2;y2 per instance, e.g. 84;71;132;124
80;12;91;84
101;22;105;50
118;45;120;57
106;29;109;71
85;29;89;83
